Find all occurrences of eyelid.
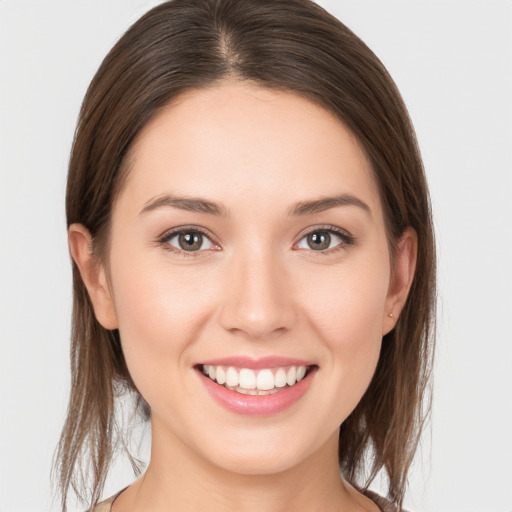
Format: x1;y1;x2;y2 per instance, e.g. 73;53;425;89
293;224;356;252
157;225;221;254
156;224;355;256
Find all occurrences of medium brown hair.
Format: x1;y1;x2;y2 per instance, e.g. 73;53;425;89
56;0;436;509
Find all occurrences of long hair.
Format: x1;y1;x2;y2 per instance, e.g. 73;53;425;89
56;0;436;509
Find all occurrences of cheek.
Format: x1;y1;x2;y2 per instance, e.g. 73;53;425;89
296;255;389;395
298;255;390;342
108;251;218;393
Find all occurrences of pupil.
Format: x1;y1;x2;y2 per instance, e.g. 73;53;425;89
179;232;202;251
308;231;330;250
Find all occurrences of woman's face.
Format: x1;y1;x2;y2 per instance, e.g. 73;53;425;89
85;82;409;475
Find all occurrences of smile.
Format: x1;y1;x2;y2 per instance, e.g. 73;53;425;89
196;359;317;416
201;364;310;395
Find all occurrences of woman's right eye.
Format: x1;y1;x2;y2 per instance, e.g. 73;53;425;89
162;229;216;253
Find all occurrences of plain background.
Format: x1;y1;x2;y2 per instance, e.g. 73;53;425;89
1;1;511;511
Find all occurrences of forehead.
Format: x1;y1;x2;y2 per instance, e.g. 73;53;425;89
120;81;383;219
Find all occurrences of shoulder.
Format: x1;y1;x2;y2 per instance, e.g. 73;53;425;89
92;486;403;512
92;495;116;512
91;497;113;512
362;489;408;512
92;488;125;512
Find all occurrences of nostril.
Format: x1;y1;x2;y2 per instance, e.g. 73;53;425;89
218;264;296;338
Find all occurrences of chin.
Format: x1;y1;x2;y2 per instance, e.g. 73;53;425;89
208;445;307;476
193;425;332;477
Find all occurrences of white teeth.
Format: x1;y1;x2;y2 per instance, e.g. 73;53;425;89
286;366;297;386
239;368;256;389
202;364;311;393
226;367;239;387
256;369;274;391
274;368;287;388
296;365;307;382
216;366;226;385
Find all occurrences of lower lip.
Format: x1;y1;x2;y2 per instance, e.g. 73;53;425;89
197;368;316;416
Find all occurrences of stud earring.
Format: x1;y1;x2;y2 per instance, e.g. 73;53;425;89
388;312;394;318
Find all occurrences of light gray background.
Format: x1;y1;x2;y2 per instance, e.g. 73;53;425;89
1;1;511;511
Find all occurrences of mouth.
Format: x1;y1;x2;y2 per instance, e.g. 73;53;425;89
198;364;314;396
195;360;317;416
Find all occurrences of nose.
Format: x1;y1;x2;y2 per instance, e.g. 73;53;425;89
218;246;297;339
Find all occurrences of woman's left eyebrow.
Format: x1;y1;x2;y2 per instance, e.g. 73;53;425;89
289;194;372;217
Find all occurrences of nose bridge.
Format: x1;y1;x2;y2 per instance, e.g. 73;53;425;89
219;242;295;338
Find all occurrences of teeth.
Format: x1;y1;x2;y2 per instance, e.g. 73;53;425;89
216;366;226;385
225;367;239;387
256;369;274;391
202;364;310;393
286;366;297;386
274;368;287;388
239;369;256;389
296;365;307;382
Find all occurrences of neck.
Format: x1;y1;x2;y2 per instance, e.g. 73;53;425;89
113;417;376;512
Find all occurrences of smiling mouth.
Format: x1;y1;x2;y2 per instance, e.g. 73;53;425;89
199;364;314;396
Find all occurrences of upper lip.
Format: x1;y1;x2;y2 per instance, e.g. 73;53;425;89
196;356;315;369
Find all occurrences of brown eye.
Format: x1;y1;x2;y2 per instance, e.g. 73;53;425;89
166;230;214;252
179;232;203;251
295;228;352;253
306;231;331;250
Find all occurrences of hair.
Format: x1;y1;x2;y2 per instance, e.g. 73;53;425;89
56;0;436;509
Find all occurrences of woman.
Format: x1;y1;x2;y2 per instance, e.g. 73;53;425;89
56;0;436;510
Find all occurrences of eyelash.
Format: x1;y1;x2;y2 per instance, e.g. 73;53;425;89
158;226;220;258
294;225;356;255
157;224;356;257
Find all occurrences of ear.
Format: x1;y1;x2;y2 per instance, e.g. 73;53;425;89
68;223;119;330
382;226;417;335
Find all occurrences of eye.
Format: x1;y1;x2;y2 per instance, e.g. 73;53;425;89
295;228;353;252
161;229;216;252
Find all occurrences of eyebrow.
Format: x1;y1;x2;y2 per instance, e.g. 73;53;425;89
289;194;372;217
139;192;371;218
140;194;228;216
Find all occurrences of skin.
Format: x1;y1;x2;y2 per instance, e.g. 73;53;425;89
69;82;416;512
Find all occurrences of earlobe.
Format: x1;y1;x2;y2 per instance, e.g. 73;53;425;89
68;223;119;330
382;227;417;335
